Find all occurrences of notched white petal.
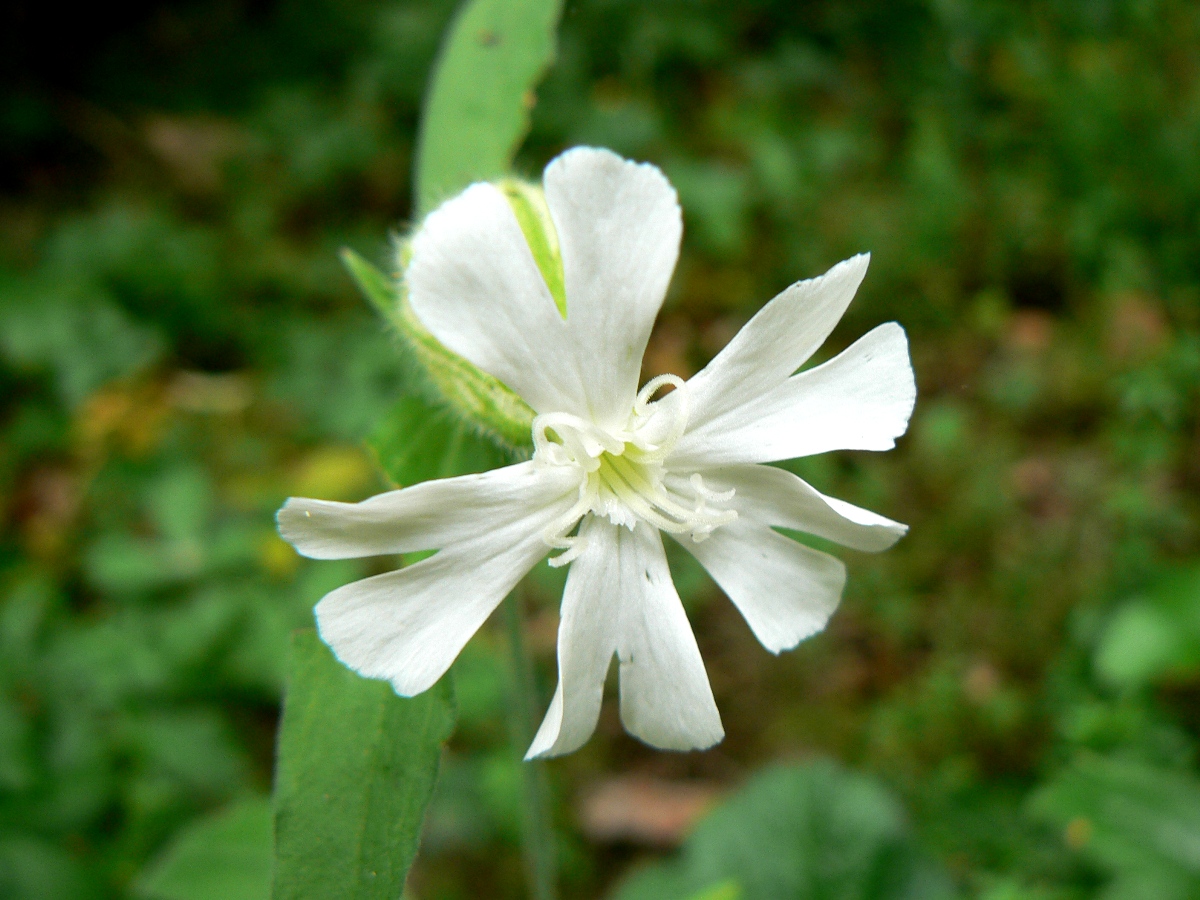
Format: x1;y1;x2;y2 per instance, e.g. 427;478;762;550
681;519;846;655
681;254;870;431
316;531;547;697
277;461;577;559
673;321;917;468
314;489;577;697
615;523;724;751
692;464;907;553
407;147;685;429
530;519;724;757
544;147;682;429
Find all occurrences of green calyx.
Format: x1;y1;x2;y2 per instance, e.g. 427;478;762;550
498;178;567;317
341;179;567;451
340;247;535;450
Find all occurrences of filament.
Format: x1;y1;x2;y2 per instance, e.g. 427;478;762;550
533;374;737;560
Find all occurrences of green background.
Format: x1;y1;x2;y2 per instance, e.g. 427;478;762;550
2;0;1200;898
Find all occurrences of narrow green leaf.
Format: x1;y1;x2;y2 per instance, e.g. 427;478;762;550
272;630;455;900
369;393;510;487
137;798;272;900
414;0;564;216
340;247;401;328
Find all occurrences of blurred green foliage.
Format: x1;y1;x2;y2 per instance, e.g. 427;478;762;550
2;0;1199;898
1095;566;1200;688
614;761;957;900
135;797;272;900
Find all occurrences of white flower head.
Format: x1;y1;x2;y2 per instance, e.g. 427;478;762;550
278;147;916;758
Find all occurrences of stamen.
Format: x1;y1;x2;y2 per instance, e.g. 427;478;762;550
630;374;689;461
548;534;587;568
540;481;595;549
635;373;686;414
596;459;690;534
530;376;736;557
606;455;708;526
690;473;736;502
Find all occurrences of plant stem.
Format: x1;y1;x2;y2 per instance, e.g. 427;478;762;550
504;591;558;900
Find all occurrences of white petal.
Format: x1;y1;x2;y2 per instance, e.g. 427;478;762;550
406;148;684;427
530;518;724;757
314;494;573;696
277;461;578;559
406;182;589;416
681;254;870;428
615;522;724;751
690;464;907;553
680;520;846;655
526;516;620;759
672;322;916;468
543;147;682;428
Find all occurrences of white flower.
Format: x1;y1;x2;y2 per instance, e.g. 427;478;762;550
278;147;916;758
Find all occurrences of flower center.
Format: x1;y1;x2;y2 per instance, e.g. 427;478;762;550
532;375;737;567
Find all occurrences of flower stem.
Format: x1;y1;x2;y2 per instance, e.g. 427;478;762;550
504;591;558;900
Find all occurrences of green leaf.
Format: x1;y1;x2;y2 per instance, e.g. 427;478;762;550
341;248;535;450
0;275;164;405
1030;754;1200;892
0;837;99;900
613;761;958;900
1095;566;1200;689
136;797;272;900
369;393;510;487
271;630;456;900
414;0;564;216
342;0;563;450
